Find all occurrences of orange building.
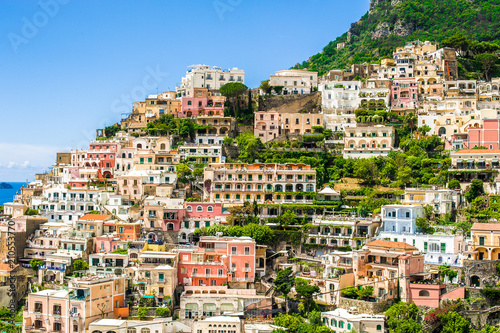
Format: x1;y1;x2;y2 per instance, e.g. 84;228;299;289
116;221;141;241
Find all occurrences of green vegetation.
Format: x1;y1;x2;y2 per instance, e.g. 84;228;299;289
30;259;44;272
342;286;374;300
137;306;149;320
104;124;121;137
111;248;128;254
385;302;421;333
25;209;39;216
195;223;273;244
73;259;89;271
154;307;170;317
294;0;500;76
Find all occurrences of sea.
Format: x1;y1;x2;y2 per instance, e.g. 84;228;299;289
0;182;25;206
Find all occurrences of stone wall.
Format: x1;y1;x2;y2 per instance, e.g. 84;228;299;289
222;145;240;160
258;92;321;114
338;296;393;314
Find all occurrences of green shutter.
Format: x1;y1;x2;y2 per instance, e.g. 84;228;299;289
424;242;428;251
195;221;200;228
441;243;446;253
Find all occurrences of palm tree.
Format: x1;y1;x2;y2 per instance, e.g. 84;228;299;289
404;112;418;137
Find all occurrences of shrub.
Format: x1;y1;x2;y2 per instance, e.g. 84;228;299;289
155;307;170;317
137;306;149;320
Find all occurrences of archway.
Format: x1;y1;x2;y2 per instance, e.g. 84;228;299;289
471;275;480;287
438;127;446;136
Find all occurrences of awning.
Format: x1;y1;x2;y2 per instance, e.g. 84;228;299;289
143;295;154;298
478;159;485;163
367;268;381;273
493;159;499;163
456;159;463;163
468;159;475;163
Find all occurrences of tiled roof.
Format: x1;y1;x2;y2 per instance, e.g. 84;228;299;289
79;214;111;221
452;149;500;155
366;239;418;250
471;223;500;231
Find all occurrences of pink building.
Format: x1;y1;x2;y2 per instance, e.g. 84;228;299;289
180;202;225;243
178;236;256;287
254;111;280;143
468;119;500;149
408;283;464;308
95;235;120;253
391;78;419;109
179;88;225;117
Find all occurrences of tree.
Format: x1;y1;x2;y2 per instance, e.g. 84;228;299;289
475;53;498;81
220;82;248;118
442;33;470;58
155;307;170;317
385;302;421;333
404;112;418;137
448;180;461;189
176;163;193;184
438;264;458;282
73;259;89;271
260;80;272;95
464;179;484;203
137;306;149;320
419;124;431;136
30;259;44;272
441;311;470;333
307;310;322;327
354;158;379;184
241;223;273;244
25;209;39;216
273;86;284;95
274;267;295;311
341;286;359;299
295;278;320;314
396;165;412;188
274;313;304;333
279;210;297;229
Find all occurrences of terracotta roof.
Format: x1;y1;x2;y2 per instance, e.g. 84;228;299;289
366;240;418;251
452;149;500;155
79;214;111;221
471;223;500;231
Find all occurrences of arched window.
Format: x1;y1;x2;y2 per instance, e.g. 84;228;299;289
196;206;203;212
306;184;314;192
339;321;344;328
128;153;132;158
122;153;126;158
137;143;142;149
186;206;192;212
167;223;174;231
187;101;192;105
160;143;166;150
140;329;150;333
207;206;213;212
377;325;382;331
419;290;430;297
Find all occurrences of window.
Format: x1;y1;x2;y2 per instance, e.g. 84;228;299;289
244;247;250;255
419;290;430;297
231;247;237;255
479;237;485;245
207;206;213;212
187;206;192;212
196;206;203;212
377;325;382;331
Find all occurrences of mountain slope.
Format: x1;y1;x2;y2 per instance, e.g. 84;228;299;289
294;0;500;74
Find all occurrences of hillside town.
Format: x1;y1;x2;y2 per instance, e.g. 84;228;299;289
4;40;500;332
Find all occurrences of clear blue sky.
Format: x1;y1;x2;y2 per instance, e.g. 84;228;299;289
0;0;369;181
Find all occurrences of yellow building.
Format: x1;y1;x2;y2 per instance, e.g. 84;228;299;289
470;223;500;260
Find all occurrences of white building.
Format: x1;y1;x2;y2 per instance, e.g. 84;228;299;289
319;81;361;110
321;308;385;333
343;125;395;158
88;318;171;333
177;65;245;97
269;69;318;95
378;205;464;266
402;187;461;215
193;316;243;333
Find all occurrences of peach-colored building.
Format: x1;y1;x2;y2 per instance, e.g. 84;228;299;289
468;119;500;149
76;214;111;237
178;236;256;287
281;112;323;135
353;240;424;303
204;163;316;204
254;111;280;142
408;282;464;308
23;275;128;332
